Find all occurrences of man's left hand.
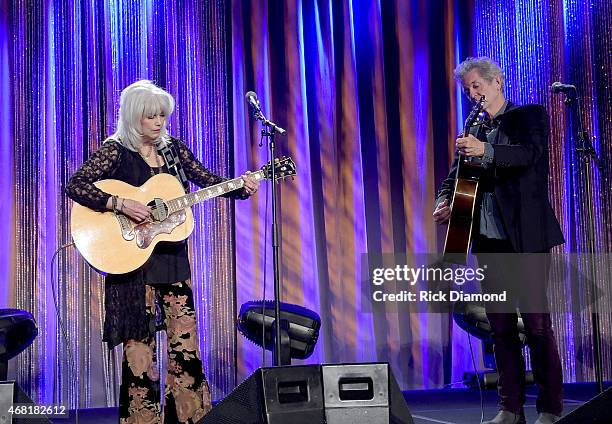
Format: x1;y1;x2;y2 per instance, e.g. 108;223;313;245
242;172;260;197
456;134;485;157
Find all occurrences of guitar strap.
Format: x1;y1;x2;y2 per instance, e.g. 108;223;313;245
158;140;189;193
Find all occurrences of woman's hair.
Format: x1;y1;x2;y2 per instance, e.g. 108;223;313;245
454;56;504;93
107;80;175;151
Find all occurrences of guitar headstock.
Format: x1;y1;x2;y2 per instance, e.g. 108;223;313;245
261;156;297;181
463;95;487;137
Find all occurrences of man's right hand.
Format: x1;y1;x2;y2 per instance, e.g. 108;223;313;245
433;199;451;223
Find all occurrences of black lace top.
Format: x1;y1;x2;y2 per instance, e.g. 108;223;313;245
66;137;245;348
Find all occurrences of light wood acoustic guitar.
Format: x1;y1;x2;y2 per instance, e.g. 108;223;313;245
443;96;486;264
71;157;296;275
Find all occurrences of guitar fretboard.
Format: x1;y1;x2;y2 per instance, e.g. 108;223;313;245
166;170;265;214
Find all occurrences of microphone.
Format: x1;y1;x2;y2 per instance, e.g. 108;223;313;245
244;91;286;135
245;91;262;115
551;81;576;93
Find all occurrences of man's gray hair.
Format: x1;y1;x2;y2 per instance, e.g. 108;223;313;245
106;80;175;151
454;56;504;93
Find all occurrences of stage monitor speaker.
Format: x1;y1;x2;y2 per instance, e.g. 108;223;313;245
198;363;413;424
556;387;612;424
322;363;414;424
0;381;51;424
199;365;324;424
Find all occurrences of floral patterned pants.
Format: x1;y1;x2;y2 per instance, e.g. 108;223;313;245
119;280;212;423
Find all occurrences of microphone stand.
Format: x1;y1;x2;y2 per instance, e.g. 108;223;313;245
251;107;290;366
561;89;605;393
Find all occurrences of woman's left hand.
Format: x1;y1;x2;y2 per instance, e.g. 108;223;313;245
242;172;260;197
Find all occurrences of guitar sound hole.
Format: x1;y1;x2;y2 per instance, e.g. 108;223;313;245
148;198;169;222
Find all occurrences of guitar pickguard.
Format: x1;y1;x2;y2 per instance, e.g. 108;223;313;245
116;214;135;241
135;210;187;249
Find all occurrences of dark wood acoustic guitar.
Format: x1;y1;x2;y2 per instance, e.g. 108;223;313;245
443;96;486;264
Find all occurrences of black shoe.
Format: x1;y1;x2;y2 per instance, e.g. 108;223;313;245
482;410;526;424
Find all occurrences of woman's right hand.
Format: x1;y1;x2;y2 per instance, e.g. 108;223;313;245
120;198;151;222
433;199;451;224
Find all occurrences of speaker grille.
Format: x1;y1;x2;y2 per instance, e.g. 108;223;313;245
198;371;264;424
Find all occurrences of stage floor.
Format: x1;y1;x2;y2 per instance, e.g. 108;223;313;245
54;382;609;424
404;382;606;423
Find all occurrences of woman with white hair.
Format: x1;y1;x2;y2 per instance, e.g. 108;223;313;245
66;80;259;423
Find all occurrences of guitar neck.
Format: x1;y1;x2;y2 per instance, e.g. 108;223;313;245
165;170;264;214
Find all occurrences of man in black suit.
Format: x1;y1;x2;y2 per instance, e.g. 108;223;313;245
434;57;564;424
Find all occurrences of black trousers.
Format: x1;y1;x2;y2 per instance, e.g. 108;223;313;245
474;236;563;416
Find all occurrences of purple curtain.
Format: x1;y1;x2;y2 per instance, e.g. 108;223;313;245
3;0;238;405
0;0;610;408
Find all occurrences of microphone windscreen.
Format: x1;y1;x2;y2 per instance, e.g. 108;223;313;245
550;82;562;92
245;91;257;103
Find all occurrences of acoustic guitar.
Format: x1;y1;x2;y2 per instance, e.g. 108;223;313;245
443;96;486;264
70;157;296;274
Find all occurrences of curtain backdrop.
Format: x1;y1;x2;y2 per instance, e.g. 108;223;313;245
232;0;465;388
2;0;238;406
472;0;612;385
231;0;612;388
1;0;610;408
